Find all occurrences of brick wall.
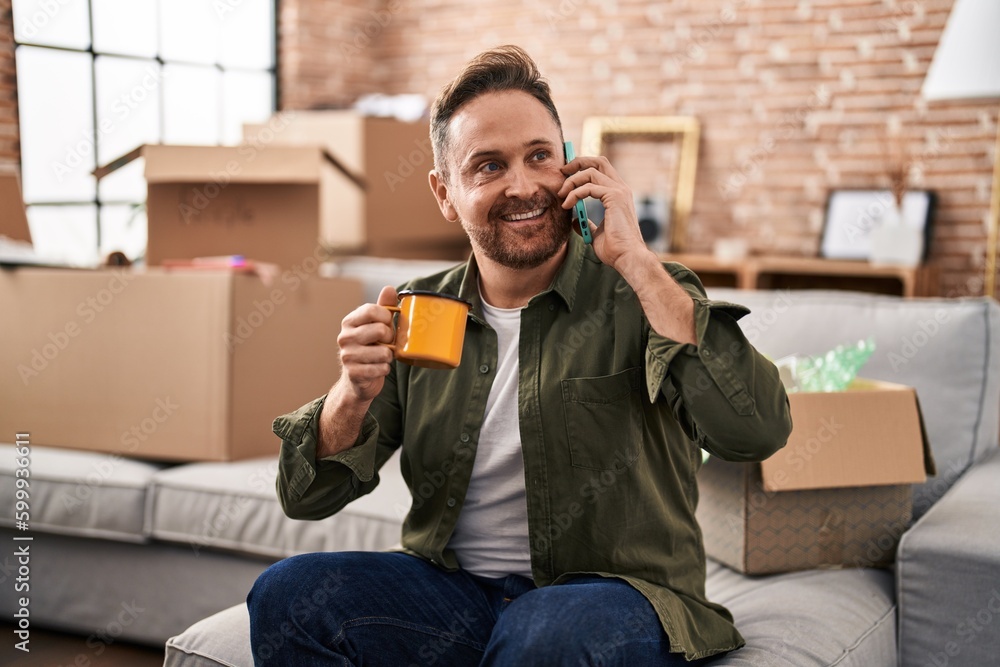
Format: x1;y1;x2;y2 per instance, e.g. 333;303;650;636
283;0;997;297
0;0;19;172
278;0;385;110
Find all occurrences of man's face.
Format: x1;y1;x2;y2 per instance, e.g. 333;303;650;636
432;90;572;270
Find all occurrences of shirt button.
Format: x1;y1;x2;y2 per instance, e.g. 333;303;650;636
702;349;712;358
447;498;457;507
548;304;555;311
460;433;470;443
479;364;490;373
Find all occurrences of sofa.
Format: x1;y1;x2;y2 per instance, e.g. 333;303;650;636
1;262;997;667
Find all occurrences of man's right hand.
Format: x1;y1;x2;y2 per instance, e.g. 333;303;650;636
335;285;399;404
317;285;399;459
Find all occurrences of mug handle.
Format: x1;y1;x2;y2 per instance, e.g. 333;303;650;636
378;305;401;353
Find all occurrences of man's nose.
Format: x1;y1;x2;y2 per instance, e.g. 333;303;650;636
503;164;540;200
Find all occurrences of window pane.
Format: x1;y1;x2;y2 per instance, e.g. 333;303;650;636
97;156;146;203
160;0;219;65
100;203;147;261
162;64;221;145
221;70;274;145
16;46;95;203
92;0;158;57
220;0;274;69
25;204;98;266
12;0;91;49
95;56;162;164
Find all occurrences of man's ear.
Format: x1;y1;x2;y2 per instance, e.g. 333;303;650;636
429;170;459;222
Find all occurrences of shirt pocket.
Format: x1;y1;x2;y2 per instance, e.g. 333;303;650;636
560;367;643;471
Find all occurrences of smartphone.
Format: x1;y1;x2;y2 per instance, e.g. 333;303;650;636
563;141;593;244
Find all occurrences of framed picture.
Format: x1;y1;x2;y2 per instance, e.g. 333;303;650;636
820;189;935;261
580;116;700;252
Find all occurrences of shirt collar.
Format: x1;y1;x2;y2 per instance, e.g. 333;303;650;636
457;255;486;324
546;231;585;312
455;232;587;322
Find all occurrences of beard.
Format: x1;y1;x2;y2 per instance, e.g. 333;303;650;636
461;193;572;270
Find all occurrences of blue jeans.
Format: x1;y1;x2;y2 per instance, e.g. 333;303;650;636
247;551;711;666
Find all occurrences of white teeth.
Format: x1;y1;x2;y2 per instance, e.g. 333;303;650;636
503;208;545;222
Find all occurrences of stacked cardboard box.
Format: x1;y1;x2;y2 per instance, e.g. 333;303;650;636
243;110;468;260
1;267;361;461
696;379;934;574
93;112;468;268
96;143;351;268
4;166;365;462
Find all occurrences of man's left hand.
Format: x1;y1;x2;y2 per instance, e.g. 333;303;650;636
558;155;650;271
559;154;696;345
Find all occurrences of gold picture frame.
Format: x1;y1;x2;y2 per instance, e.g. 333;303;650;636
986;114;1000;298
580;116;700;252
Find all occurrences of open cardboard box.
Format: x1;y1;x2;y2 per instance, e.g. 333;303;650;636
94;144;352;268
696;378;935;575
243;111;468;259
0;266;362;461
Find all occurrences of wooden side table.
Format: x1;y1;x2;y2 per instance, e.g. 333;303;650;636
661;254;937;297
659;253;749;289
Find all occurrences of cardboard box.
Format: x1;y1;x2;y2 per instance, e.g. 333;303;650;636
95;144;351;268
0;267;362;461
696;379;934;575
0;172;31;243
243;111;468;259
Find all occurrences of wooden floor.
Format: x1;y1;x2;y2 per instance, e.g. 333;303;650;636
1;622;164;666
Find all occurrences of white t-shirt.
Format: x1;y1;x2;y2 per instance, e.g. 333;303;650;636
447;296;532;579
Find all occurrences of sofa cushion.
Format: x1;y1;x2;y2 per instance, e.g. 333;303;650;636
0;443;162;542
164;603;254;667
163;561;896;667
0;525;269;647
705;560;896;665
708;289;1000;518
149;449;408;558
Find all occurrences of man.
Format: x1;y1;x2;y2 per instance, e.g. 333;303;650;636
248;45;791;666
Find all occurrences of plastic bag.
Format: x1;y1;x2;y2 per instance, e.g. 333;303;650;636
774;338;876;393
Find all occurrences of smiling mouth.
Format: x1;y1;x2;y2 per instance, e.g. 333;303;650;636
500;207;546;222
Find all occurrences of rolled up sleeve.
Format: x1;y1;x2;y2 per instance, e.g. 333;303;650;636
271;396;384;520
646;271;792;462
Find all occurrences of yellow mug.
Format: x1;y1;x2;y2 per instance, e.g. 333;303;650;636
382;290;471;369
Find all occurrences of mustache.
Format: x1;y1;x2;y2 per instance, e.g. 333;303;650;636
490;194;554;219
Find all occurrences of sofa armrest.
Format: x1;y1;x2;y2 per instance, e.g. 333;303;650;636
897;448;1000;667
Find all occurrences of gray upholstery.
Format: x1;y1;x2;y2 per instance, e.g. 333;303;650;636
0;443;163;542
896;448;1000;667
164;561;898;667
705;562;896;666
165;604;254;667
0;446;407;643
708;289;1000;518
0;527;270;646
149;450;407;558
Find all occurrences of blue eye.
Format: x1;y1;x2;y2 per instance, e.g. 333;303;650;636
483;162;500;173
532;151;548;161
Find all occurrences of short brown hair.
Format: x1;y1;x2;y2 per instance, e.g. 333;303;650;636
430;45;562;176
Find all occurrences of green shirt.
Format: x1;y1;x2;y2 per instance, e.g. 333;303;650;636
272;233;792;661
